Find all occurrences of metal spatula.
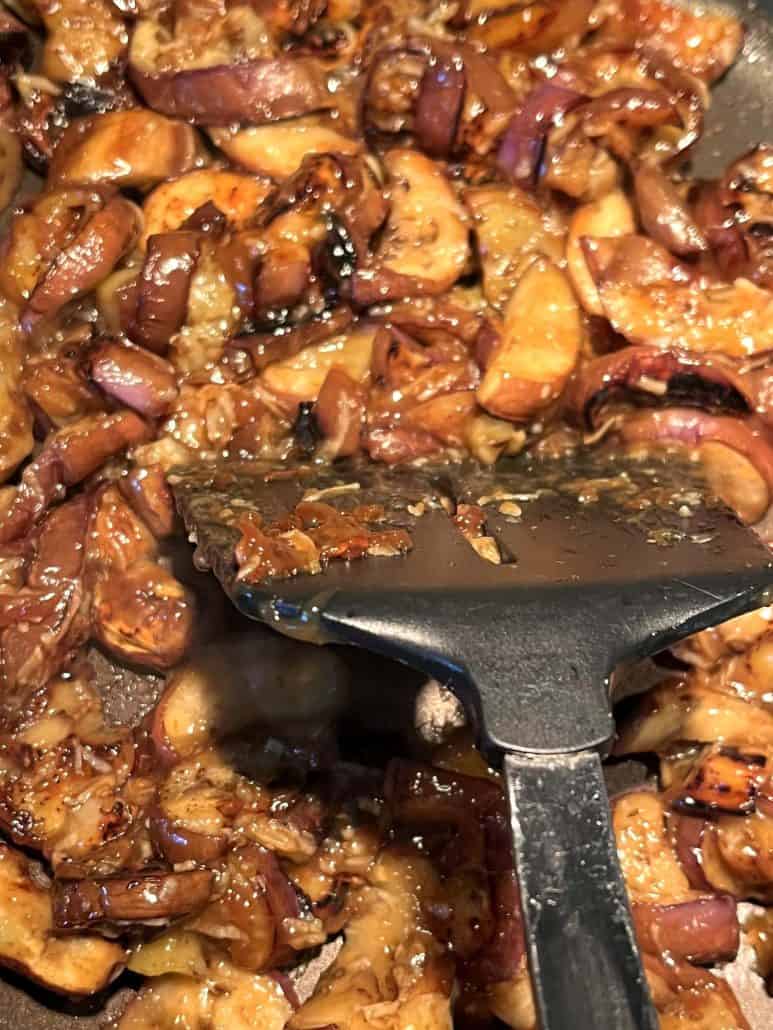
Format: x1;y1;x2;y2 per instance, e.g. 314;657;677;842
171;452;772;1030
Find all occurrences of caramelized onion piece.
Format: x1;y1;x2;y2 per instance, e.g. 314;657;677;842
89;338;179;417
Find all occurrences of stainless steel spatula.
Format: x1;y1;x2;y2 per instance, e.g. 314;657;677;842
171;453;772;1030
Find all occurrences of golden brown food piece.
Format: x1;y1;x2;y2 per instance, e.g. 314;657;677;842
604;0;744;83
0;127;22;215
0;842;125;995
129;6;333;126
117;960;293;1029
261;326;377;412
33;0;127;83
616;681;773;754
566;189;635;315
612;791;695;905
477;258;582;421
291;847;453;1029
92;559;195;671
671;745;768;814
353;150;469;304
586;235;773;356
89;338;179;418
0;187;110;307
0;672;139;867
188;844;315;970
50;110;201;190
22;196;141;330
141;170;272;247
210;117;361;179
464;184;565;311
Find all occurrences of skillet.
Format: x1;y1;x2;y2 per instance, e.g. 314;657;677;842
1;0;773;1026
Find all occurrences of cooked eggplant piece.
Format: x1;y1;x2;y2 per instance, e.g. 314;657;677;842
477;258;582;421
22;196;141;331
50;110;201;190
0;842;125;995
0;0;766;1023
188;844;310;969
141;170;272;248
673;745;768;814
260;326;377;412
35;0;127;84
0;296;33;483
130;231;202;355
151;631;348;764
54;869;214;931
89;338;179;418
129;7;333;126
566;189;635;315
633;895;739;964
210;117;361;179
617;409;773;524
352;150;469;305
633;166;707;258
612;791;695;904
616;681;773;754
464;185;565;311
117;960;293;1029
585;235;773;356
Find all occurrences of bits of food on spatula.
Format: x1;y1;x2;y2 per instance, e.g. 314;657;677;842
0;0;770;1024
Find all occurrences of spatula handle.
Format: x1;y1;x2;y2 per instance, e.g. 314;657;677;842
504;750;657;1030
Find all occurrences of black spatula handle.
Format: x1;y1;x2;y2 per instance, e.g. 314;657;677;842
505;750;657;1030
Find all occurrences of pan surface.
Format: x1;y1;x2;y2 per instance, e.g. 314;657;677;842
2;1;773;1026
